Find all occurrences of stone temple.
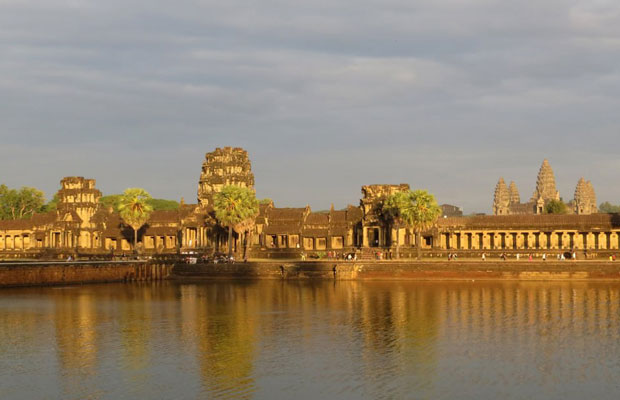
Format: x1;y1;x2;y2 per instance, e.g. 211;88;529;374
493;159;597;215
0;148;617;259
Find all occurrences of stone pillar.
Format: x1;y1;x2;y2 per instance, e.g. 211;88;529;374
539;233;547;250
482;233;490;250
505;232;513;249
527;233;535;249
515;233;523;249
600;232;609;250
587;232;595;249
574;233;583;250
362;227;369;247
612;233;619;250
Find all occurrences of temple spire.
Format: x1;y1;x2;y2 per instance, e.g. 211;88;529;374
574;177;597;214
493;178;510;215
508;181;520;204
531;159;560;203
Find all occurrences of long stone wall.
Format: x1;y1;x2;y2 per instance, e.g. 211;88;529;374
173;260;620;281
0;261;174;288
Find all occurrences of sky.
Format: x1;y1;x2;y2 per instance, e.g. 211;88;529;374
1;0;619;213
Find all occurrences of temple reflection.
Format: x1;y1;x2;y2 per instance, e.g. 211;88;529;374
2;281;619;399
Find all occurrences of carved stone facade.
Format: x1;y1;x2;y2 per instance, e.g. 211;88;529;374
197;147;255;207
573;178;597;215
493;159;597;216
530;159;560;208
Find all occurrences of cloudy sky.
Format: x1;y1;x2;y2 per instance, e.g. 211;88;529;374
1;0;619;213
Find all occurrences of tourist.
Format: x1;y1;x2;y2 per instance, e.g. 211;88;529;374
516;253;520;261
542;253;546;261
561;253;565;260
572;251;576;260
528;254;532;261
481;253;486;261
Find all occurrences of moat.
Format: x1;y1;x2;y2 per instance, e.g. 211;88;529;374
2;281;620;399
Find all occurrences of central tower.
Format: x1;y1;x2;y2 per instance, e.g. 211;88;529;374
197;147;255;207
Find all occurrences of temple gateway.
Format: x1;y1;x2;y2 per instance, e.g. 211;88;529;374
1;148;618;259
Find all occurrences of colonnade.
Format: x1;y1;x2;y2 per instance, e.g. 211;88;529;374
439;230;620;251
0;234;31;250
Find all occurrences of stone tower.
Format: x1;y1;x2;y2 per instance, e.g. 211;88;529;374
493;178;510;215
197;147;255;207
508;181;520;204
530;159;560;213
56;177;102;228
574;178;597;215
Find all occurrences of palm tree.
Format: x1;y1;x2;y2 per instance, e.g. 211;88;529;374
407;190;442;260
118;188;153;250
213;186;259;259
382;191;410;259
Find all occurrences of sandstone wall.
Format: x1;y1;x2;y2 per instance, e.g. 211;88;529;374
173;260;620;281
0;261;174;288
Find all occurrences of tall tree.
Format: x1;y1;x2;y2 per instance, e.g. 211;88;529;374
407;190;442;260
0;185;46;220
213;186;259;259
118;188;154;250
382;191;410;259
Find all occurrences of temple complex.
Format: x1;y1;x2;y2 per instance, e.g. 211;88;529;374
493;159;597;216
0;147;616;260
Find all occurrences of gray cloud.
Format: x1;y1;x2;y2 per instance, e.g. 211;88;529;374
1;0;619;212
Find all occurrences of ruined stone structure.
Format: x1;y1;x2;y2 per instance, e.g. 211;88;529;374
493;159;597;216
0;148;615;260
197;147;254;207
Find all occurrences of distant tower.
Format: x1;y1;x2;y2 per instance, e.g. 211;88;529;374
493;178;510;215
508;181;520;204
574;178;597;215
531;159;560;214
197;147;255;207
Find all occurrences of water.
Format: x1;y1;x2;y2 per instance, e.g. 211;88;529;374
1;280;620;400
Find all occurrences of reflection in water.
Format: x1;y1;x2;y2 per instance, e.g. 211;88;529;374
1;281;620;399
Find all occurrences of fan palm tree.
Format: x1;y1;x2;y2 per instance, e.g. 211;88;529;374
213;186;259;259
118;188;153;250
407;190;442;260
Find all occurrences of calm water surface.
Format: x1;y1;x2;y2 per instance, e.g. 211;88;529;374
1;280;620;399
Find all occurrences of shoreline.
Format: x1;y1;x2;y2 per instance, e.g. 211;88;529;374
173;260;620;281
2;259;620;288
